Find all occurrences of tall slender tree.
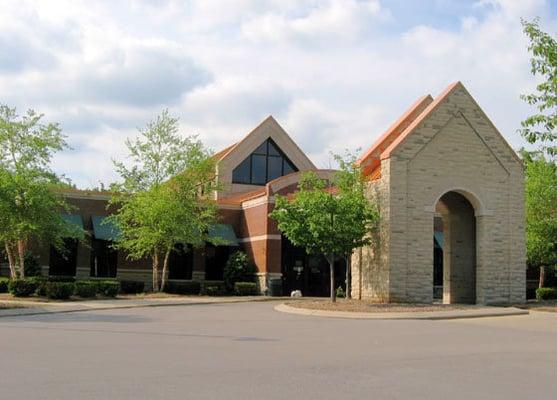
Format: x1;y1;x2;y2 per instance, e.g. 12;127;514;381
270;153;378;302
520;18;557;158
108;110;219;291
0;105;82;278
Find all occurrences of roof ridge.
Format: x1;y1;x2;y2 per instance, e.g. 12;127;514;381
380;81;462;160
357;93;434;175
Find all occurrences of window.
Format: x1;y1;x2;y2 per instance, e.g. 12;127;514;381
232;138;299;185
168;243;193;280
49;238;78;276
90;239;118;278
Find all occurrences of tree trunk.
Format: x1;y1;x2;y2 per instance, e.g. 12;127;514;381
345;254;352;300
358;247;362;300
328;253;336;303
5;242;17;279
17;239;26;279
160;250;171;293
152;251;160;292
539;265;546;289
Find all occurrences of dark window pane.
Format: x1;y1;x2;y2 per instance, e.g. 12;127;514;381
268;156;283;181
251;154;267;184
168;243;193;280
268;139;281;156
232;157;251;184
205;244;230;281
283;158;296;175
90;239;118;278
253;141;267;155
50;238;78;276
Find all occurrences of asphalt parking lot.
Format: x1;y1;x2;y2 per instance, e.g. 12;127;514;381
1;301;556;400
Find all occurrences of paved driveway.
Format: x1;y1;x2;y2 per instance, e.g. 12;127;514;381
0;302;556;400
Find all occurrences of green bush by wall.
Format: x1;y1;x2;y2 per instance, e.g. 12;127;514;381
234;282;258;296
8;279;39;297
45;282;74;300
536;287;557;301
164;280;200;295
120;280;145;294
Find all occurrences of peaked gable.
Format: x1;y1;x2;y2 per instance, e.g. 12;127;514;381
358;94;434;176
359;82;522;179
215;116;316;197
386;82;522;169
217;116;315;171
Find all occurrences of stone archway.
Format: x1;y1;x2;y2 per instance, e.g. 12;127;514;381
435;191;477;304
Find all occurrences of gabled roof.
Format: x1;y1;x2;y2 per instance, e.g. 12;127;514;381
214;115;316;171
358;94;434;176
358;81;521;179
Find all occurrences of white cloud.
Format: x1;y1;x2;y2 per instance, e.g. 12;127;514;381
0;0;554;187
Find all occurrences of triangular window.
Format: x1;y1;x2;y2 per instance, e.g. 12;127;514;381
232;138;299;185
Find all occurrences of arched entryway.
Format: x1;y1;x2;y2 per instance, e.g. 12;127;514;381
434;191;477;304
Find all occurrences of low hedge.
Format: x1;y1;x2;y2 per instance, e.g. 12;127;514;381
74;281;97;298
45;282;74;300
234;282;258;296
0;277;10;293
95;280;120;297
164;280;200;295
201;280;226;296
8;279;39;297
120;280;145;294
536;287;557;301
30;276;48;296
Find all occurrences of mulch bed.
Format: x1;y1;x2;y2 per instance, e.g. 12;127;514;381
286;299;481;313
518;300;557;312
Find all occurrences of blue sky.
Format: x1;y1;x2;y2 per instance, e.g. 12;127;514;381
0;0;556;188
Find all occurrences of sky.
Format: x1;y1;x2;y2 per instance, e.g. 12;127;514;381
1;0;556;188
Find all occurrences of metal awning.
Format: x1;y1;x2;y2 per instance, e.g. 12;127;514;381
62;214;84;229
208;224;239;246
434;231;444;250
92;215;121;241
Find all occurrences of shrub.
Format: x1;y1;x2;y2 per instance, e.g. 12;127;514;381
8;279;38;297
0;277;10;293
536;287;557;301
164;280;200;295
74;281;97;298
45;282;74;300
234;282;258;296
223;251;256;293
336;286;346;298
48;275;76;283
95;280;120;297
28;276;47;296
201;280;225;296
119;280;145;294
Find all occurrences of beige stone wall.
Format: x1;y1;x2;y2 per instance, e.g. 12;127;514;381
356;85;526;305
351;159;391;301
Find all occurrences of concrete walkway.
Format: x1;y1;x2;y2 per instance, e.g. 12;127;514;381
275;303;529;320
0;296;288;318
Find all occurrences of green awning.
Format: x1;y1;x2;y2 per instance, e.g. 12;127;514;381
92;215;121;241
208;224;239;246
434;231;444;250
62;214;83;229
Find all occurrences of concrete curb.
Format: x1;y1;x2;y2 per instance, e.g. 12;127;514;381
274;303;530;320
0;296;288;318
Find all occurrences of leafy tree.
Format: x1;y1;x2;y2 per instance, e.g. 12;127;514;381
270;153;378;302
223;251;256;293
523;152;557;287
0;105;83;278
520;19;557;157
108;110;219;292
